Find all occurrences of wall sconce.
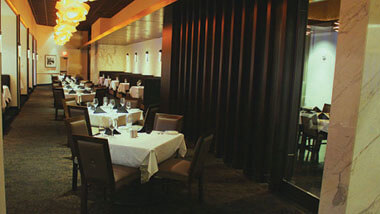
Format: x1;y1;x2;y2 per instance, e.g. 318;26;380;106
159;49;162;62
28;49;31;59
145;51;149;62
0;34;2;53
32;52;35;60
18;44;21;57
36;53;38;61
134;52;137;62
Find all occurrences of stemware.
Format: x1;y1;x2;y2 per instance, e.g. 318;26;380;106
103;97;108;106
93;98;99;109
126;101;131;110
109;118;117;136
120;98;126;107
110;99;116;108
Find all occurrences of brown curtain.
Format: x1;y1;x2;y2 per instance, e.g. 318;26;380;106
161;0;308;185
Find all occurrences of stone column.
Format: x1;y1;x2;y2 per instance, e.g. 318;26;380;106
319;0;380;213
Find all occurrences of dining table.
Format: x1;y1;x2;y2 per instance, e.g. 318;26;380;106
96;130;187;183
98;76;105;85
104;78;112;87
130;86;144;99
88;106;143;128
2;85;11;109
110;80;120;91
117;82;130;94
299;111;329;133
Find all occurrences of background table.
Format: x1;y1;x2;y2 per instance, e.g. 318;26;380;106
98;76;105;85
104;78;112;87
105;131;187;182
117;82;130;94
110;80;120;91
2;86;11;109
89;108;143;127
130;86;144;99
65;92;96;103
299;111;329;133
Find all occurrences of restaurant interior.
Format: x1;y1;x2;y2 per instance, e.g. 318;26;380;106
0;0;379;213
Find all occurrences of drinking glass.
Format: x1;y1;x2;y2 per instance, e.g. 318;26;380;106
126;101;131;110
103;97;108;106
93;98;99;108
109;118;117;136
120;98;126;107
110;99;116;108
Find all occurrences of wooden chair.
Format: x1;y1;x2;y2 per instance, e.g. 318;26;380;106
72;135;140;214
138;104;160;133
53;88;65;120
300;114;327;162
67;105;92;131
63;98;78;120
64;116;92;191
322;103;331;113
155;133;214;202
153;113;184;132
95;87;107;106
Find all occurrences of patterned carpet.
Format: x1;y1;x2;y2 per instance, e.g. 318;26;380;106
3;86;309;214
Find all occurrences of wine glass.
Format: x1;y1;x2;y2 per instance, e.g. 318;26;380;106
126;101;131;110
109;118;117;136
120;98;126;107
103;97;108;106
93;98;99;109
110;99;116;108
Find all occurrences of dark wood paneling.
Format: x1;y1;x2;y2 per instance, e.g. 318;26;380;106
162;0;308;182
28;0;134;30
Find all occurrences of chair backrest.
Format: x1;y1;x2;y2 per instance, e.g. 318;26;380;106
67;105;92;135
143;104;160;132
63;98;77;119
189;133;214;180
72;135;115;187
95;88;107;105
322;103;331;113
53;88;64;108
65;116;91;157
153;113;184;132
301;114;318;137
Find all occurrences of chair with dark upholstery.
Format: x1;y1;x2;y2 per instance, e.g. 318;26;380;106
138;104;160;133
155;133;213;202
72;135;140;214
67;105;92;131
63;98;78;120
53;88;65;120
299;114;327;162
64;116;92;191
322;103;331;113
153;113;184;132
95;87;107;106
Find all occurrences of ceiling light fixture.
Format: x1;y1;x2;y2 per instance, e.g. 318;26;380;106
54;0;93;46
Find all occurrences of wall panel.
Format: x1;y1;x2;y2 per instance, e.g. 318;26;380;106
162;0;308;181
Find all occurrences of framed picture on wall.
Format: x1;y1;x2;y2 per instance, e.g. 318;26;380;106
45;55;57;68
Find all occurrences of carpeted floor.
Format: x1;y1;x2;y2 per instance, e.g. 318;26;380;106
3;86;310;214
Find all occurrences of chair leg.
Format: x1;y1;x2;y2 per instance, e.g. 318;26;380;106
198;175;204;203
72;162;78;191
81;182;88;214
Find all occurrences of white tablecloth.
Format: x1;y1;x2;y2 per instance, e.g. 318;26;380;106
65;92;96;103
130;86;144;99
104;131;187;182
117;83;130;94
110;80;120;91
89;107;143;127
104;78;112;87
2;86;11;109
98;76;105;85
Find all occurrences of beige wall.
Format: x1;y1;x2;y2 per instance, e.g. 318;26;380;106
95;38;162;77
319;0;380;213
35;25;88;84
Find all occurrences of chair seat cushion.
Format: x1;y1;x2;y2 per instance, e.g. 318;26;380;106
112;164;140;191
156;159;190;182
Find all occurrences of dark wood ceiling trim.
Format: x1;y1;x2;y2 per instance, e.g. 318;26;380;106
28;0;38;24
44;0;48;26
